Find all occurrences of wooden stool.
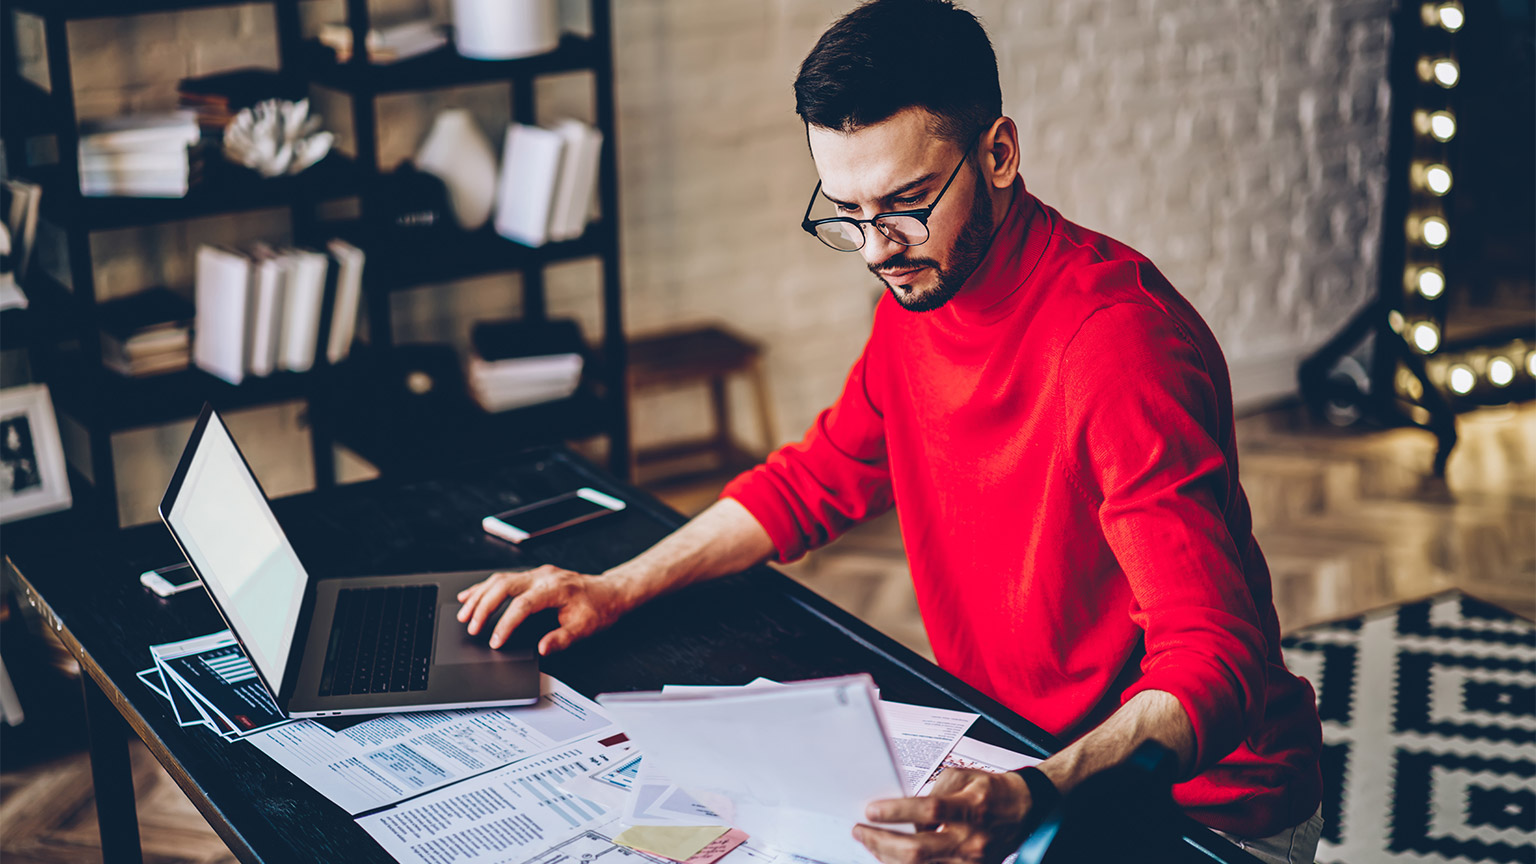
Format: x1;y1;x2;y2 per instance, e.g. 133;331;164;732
627;325;777;482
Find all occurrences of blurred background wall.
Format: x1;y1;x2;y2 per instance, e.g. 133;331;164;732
18;0;1392;494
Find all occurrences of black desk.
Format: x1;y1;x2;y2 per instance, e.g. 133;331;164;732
4;448;1249;863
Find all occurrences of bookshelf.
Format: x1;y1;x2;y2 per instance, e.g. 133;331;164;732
0;0;631;526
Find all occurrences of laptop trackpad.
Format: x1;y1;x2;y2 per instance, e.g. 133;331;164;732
434;603;538;665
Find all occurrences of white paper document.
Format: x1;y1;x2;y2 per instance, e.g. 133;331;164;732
356;733;634;863
598;675;906;864
877;700;977;794
246;674;615;814
915;736;1042;797
656;681;977;795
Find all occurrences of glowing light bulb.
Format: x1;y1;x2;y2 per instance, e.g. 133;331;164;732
1528;351;1536;378
1425;164;1452;195
1433;58;1459;87
1415;267;1445;299
1429;111;1456;141
1412;321;1440;353
1489;357;1515;387
1448;364;1475;394
1420;217;1449;248
1436;4;1464;31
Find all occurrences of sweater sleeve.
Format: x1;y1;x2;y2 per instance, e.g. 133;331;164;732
720;333;893;563
1059;295;1267;773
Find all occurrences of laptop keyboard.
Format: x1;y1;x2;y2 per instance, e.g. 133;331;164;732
319;585;437;696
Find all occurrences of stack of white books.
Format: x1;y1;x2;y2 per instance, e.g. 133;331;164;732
466;318;584;412
192;239;365;385
78;111;201;198
493;119;603;247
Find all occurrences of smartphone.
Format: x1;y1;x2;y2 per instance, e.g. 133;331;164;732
482;487;626;544
139;562;201;597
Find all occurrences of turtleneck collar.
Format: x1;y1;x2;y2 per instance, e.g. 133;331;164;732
937;177;1050;327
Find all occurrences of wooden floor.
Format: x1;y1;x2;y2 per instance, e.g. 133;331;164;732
2;401;1531;862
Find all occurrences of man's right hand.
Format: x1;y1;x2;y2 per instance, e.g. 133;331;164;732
456;565;636;656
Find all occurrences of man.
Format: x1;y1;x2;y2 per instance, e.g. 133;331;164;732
457;2;1324;862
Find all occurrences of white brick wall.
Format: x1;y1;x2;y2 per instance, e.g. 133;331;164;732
42;0;1391;460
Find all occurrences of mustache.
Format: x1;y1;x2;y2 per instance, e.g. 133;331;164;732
868;254;940;278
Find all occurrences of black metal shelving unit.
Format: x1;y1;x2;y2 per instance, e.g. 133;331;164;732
0;0;631;526
311;0;630;482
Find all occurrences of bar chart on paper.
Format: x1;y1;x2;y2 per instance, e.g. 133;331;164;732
202;647;258;684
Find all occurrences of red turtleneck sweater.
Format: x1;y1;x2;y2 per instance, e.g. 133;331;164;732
722;180;1322;837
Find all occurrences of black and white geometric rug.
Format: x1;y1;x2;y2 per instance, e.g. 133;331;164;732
1281;591;1535;864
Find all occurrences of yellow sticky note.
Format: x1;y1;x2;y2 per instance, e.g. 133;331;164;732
614;825;730;862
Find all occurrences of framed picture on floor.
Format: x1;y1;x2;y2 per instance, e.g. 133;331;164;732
0;384;71;523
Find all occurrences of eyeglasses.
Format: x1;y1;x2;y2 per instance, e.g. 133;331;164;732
800;145;971;252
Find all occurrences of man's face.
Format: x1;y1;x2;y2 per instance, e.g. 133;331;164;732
807;108;994;312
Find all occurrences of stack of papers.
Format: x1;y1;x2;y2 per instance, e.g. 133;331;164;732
137;636;1039;864
139;631;288;739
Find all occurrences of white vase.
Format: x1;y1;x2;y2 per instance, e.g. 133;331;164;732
452;0;560;61
414;109;499;232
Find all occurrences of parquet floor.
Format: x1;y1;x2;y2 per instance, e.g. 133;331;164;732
2;401;1531;862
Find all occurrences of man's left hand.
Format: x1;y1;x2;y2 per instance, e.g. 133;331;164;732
855;769;1034;864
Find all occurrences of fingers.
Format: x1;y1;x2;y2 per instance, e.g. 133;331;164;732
866;794;979;826
853;824;962;864
490;586;559;648
538;626;576;656
463;570;534;634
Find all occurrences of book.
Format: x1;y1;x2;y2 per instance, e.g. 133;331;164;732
278;248;329;373
548;120;603;242
80;176;190;199
245;245;288;377
79;111;200;151
471;317;585;362
319;19;446;64
2;179;40;282
193;246;252;385
493;123;567;247
466;318;585;411
98;288;194;377
325;239;364;364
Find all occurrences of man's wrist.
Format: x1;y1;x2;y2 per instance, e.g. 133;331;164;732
1015;766;1061;815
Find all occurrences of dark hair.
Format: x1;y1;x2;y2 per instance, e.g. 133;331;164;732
794;0;1001;145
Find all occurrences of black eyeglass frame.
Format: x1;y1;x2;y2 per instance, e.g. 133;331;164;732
799;143;973;252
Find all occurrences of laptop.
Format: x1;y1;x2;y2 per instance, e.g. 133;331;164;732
159;404;541;718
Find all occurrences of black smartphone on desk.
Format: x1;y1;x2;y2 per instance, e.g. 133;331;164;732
482;488;626;544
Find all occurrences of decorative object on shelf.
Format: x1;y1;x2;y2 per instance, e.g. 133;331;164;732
0;383;71;523
451;0;559;60
222;99;334;179
371;163;452;240
78;111;201;198
415;109;499;231
319;18;447;64
179;68;303;139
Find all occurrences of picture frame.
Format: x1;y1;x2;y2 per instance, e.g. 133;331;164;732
0;384;72;523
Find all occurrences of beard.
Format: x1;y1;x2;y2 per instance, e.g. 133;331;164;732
871;164;996;313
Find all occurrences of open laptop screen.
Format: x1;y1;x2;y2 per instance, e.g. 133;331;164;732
163;411;309;693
